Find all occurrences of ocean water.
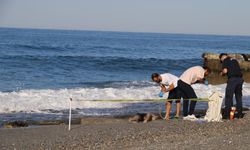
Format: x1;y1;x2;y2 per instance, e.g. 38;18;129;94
0;28;250;123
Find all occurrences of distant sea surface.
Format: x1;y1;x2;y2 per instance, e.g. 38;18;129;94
0;28;250;122
1;28;250;92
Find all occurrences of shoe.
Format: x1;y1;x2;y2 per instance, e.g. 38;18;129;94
222;115;230;120
183;115;198;121
235;113;245;119
174;116;179;119
170;116;179;119
188;114;198;120
164;116;170;120
183;115;191;120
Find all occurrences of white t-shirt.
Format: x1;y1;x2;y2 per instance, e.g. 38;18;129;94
180;66;205;85
160;73;179;88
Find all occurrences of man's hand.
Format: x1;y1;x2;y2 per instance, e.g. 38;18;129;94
168;84;174;91
161;84;167;93
221;68;228;76
161;83;175;93
195;77;204;83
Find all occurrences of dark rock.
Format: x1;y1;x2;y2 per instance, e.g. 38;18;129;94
4;121;29;128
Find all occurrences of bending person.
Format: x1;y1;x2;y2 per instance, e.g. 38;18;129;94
178;66;210;119
151;73;181;120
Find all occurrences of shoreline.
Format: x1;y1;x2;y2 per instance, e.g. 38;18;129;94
1;111;250;149
1;106;250;128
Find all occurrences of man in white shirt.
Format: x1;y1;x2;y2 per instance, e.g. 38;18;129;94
151;73;181;120
178;66;211;118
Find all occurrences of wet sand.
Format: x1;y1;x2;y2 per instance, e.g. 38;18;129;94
1;112;250;150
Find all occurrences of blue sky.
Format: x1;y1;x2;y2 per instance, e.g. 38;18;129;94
0;0;250;35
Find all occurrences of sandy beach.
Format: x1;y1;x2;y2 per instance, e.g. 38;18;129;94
1;1;250;149
1;111;250;150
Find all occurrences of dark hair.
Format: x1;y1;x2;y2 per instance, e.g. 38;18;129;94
219;53;228;59
203;66;211;73
151;73;159;80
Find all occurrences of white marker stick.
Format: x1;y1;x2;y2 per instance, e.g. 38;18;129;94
68;98;72;131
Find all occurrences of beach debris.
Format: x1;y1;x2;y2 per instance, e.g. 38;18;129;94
3;120;66;128
4;121;29;128
32;120;65;126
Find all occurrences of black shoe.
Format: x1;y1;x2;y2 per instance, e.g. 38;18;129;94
222;115;230;120
235;113;245;119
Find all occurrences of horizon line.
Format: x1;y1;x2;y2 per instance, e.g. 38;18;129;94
1;26;250;37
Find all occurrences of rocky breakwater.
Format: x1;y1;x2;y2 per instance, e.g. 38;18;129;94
202;53;250;84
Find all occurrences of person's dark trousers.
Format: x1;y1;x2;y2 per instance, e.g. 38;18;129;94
224;77;244;119
177;80;197;116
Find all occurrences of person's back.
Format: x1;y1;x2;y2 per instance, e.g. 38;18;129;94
223;57;242;78
160;73;179;88
180;66;205;85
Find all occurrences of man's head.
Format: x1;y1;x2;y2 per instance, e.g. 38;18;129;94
151;73;161;83
203;66;211;76
219;53;228;63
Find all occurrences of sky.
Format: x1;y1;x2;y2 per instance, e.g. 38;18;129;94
0;0;250;36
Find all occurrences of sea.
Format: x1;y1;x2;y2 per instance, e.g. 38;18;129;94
0;27;250;124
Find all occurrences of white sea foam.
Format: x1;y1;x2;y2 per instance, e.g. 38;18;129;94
0;83;250;115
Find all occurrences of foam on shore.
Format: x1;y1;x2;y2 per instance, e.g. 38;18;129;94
0;83;250;116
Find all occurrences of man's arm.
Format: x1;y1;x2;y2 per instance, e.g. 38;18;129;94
195;69;205;83
220;68;228;76
193;76;205;84
195;77;205;83
197;77;203;82
161;83;174;93
220;60;228;76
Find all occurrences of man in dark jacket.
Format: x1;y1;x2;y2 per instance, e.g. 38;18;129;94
219;53;244;119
